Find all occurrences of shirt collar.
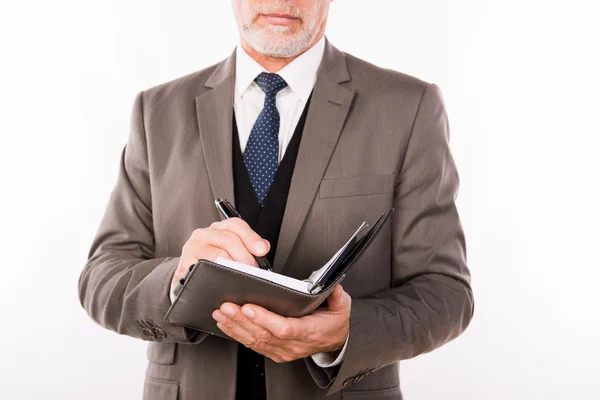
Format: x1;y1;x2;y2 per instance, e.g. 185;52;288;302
234;35;326;104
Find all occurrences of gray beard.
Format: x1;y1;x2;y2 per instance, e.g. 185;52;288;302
242;23;316;58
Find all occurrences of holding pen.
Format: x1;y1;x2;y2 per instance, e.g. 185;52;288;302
214;198;273;271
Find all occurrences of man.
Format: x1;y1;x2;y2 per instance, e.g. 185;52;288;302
78;0;474;399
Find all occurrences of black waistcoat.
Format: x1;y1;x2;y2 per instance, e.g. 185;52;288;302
232;94;312;400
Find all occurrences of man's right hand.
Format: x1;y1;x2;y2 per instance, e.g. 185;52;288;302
172;218;270;288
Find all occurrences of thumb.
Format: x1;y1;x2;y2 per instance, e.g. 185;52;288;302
326;284;346;310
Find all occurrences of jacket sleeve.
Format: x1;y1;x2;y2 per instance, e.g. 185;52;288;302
78;91;207;345
304;83;475;394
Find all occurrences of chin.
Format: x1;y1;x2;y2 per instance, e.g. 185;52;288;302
243;25;314;58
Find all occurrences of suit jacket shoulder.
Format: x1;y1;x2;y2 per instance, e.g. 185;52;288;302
141;46;433;112
341;51;432;102
141;57;224;109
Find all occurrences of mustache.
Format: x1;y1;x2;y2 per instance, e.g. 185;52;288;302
250;2;303;19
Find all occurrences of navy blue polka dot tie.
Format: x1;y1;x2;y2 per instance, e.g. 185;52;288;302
243;72;288;205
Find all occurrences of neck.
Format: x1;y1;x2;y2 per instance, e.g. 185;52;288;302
239;32;325;73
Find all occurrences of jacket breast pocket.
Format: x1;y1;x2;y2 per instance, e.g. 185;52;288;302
319;174;395;199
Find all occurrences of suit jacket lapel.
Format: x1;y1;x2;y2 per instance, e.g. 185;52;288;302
196;49;237;208
273;39;356;273
195;40;355;273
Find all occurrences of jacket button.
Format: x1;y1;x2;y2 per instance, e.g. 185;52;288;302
152;326;166;338
146;320;167;338
144;327;156;339
137;320;156;339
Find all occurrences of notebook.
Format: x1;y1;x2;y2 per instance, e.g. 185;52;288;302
163;208;393;339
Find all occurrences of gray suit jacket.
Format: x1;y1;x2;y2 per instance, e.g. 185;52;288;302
78;38;474;400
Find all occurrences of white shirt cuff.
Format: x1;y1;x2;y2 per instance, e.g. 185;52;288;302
310;334;349;368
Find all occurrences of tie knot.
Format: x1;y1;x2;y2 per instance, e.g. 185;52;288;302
254;72;288;96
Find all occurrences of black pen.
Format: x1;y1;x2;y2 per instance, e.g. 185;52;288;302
214;198;273;271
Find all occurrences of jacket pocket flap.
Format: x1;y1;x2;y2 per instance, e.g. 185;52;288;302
342;386;402;399
143;378;179;400
146;342;176;365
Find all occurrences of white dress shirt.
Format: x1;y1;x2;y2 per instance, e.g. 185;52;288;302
234;36;323;163
170;36;349;368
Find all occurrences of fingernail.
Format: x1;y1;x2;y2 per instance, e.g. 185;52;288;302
254;241;266;253
242;307;254;319
222;305;235;317
213;311;226;322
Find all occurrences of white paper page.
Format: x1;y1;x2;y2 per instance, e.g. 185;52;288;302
214;221;367;293
214;257;311;293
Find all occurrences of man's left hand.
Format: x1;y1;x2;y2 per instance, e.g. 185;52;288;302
212;284;351;363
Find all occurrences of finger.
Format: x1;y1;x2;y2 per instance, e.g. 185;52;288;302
183;233;235;262
185;242;233;263
213;304;273;346
241;304;308;340
215;321;281;362
203;230;259;267
174;246;231;281
326;284;348;311
214;316;255;346
210;218;270;256
174;256;197;281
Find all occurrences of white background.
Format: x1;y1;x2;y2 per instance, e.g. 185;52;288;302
1;1;599;399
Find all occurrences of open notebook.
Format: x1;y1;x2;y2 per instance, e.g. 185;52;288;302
164;208;393;338
214;221;368;294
